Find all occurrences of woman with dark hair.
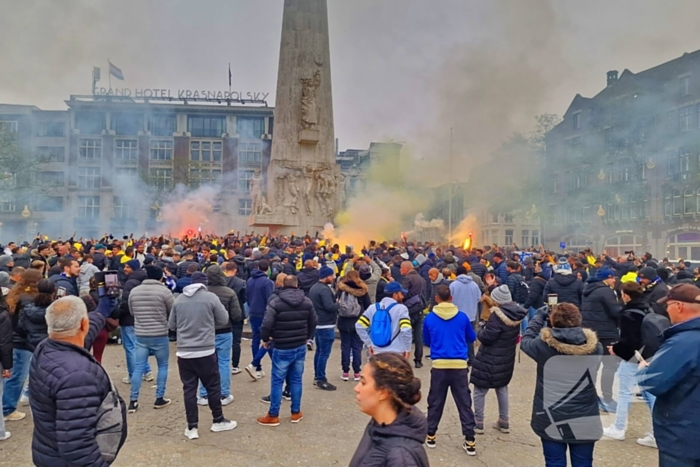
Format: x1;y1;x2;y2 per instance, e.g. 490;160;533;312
349;353;429;467
2;268;42;421
521;303;603;467
20;279;56;350
336;270;371;382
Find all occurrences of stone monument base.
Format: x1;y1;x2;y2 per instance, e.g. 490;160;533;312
248;213;327;235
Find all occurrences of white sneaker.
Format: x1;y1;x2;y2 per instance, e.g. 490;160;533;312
122;376;131;385
244;364;258;381
231;367;241;375
184;427;199;440
197;397;208;406
637;433;657;449
0;431;10;441
602;425;625;441
143;372;155;382
211;419;237;432
256;370;265;380
221;395;234;406
3;411;26;422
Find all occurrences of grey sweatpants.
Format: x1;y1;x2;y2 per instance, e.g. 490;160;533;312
472;385;509;422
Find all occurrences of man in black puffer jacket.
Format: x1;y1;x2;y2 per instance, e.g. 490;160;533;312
543;259;583;308
257;275;317;426
580;266;621;412
523;269;547;311
30;296;123;467
296;260;319;296
470;286;526;433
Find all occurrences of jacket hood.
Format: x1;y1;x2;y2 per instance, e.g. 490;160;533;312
622;298;650;313
182;283;207;297
250;269;268;280
129;269;148;282
493;302;527;325
206;265;226;286
370;407;427;445
541;327;599;355
432;302;459;320
582;280;611;297
553;274;578;287
431;273;444;285
23;303;48;324
338;279;368;297
277;287;307;307
233;256;246;266
456;274;473;284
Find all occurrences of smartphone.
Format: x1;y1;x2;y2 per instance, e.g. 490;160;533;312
548;294;558;306
56;287;66;298
95;270;120;298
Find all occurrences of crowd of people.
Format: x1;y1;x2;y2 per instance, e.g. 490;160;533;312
0;232;698;466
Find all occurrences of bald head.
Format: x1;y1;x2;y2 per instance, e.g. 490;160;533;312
428;267;440;282
400;261;414;274
275;272;288;288
304;259;314;269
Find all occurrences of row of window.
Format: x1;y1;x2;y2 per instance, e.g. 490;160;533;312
481;229;540;247
664;189;700;216
72;112;266;138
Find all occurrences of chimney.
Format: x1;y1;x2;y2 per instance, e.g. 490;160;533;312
607;70;619;87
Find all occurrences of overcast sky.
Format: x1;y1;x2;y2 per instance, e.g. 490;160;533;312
2;0;700;179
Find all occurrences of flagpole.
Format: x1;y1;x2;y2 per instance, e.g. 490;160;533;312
108;58;111;90
228;62;231;93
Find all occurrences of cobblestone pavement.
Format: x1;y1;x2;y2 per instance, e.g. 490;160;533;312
1;340;658;466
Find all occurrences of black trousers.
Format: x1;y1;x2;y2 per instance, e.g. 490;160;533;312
599;338;620;401
410;312;424;363
177;353;223;429
427;368;475;439
231;320;244;368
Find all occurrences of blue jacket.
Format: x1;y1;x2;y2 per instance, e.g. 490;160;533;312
50;274;79;297
423;302;476;369
175;275;193;294
493;260;508;284
640;317;700;460
246;269;274;319
449;275;481;322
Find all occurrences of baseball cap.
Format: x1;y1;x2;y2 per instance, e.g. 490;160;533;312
657;283;700;304
384;281;408;295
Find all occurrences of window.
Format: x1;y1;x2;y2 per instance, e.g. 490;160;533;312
673;190;682;215
680;105;694;132
78;167;101;189
79;138;102;159
531;230;539;246
668;232;700;262
237;117;264;139
238;198;252;216
75;112;105;134
0;121;18;133
115;139;138;160
482;230;488;244
667;110;678;134
238;169;254;193
604;235;642;259
190;141;222;162
0;199;16;212
115;167;138;178
36;171;64;187
188;116;225;137
491;230;499;246
684;188;695;215
189;168;222;188
521;230;529;246
504;214;514;224
505;229;514;245
112;113;143;136
0;172;16;189
680;147;693;173
113;197;137;219
239;141;262;165
35;196;63;212
149;168;172;190
491;213;499;223
664;192;672;216
35;146;65;162
668;151;680;176
680;76;691;97
149;114;176;137
78;196;100;218
150;140;173;160
572;112;581;130
36;121;65;137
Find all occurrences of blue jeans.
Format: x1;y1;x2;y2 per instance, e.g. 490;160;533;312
2;349;32;416
250;316;271;371
313;328;335;382
269;345;306;417
521;307;537;334
199;332;233;398
130;336;169;401
122;325;151;379
614;360;655;431
659;452;700;467
541;439;594;467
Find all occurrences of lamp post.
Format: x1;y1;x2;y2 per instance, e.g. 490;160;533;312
448;127;453;242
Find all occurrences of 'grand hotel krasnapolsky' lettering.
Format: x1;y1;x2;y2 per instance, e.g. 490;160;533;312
94;87;269;101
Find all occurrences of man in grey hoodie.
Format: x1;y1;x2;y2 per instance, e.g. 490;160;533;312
449;266;481;364
168;272;236;440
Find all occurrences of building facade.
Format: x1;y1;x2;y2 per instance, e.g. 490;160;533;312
479;209;542;250
0;95;273;239
544;49;700;260
336;142;402;209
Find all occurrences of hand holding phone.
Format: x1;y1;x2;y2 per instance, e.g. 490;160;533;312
635;350;649;369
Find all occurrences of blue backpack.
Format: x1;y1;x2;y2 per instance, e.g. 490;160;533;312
370;303;398;348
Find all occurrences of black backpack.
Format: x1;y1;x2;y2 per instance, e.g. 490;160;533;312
630;309;671;357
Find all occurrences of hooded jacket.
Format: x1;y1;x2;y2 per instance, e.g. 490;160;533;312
363;259;383;304
523;274;547;310
449;275;481;321
349;407;429;467
226;275;247;318
260;287;317;350
296;266;319;296
78;262;99;295
356;297;412;355
50;274;79;298
543;274;583;308
20;302;49;350
423;302;477;369
580;278;622;340
493;260;508;284
520;312;603;444
470;302;526;388
246;269;274;319
206;265;242;333
168;284;229;353
640;317;700;460
336;279;371;332
611;299;653;361
128;279;174;337
401;269;427;315
309;281;339;327
114;269;147;327
469;261;487;280
643;279;670;318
